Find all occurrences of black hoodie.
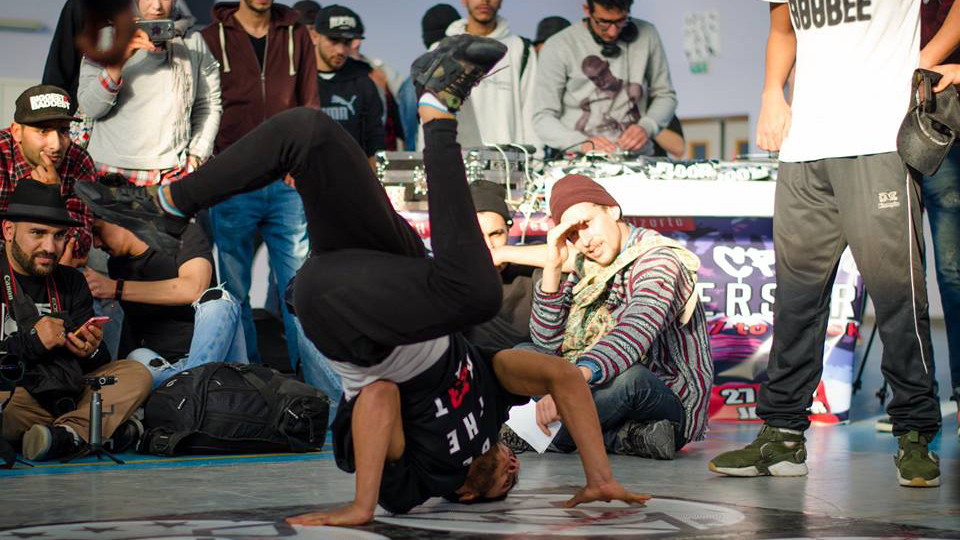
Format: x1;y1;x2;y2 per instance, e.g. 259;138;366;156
317;58;385;157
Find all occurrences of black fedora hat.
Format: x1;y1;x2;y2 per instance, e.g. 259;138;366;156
1;179;83;228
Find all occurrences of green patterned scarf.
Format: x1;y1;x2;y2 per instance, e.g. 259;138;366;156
560;229;701;362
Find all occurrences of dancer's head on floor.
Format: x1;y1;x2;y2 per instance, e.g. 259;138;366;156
549;174;628;266
450;442;520;504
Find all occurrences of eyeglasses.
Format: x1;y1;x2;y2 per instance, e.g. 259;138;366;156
590;13;630;31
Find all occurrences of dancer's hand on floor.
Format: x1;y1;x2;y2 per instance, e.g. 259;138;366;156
563;480;651;508
286;504;375;527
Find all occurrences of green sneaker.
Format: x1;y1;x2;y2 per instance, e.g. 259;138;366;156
708;424;808;477
894;431;940;487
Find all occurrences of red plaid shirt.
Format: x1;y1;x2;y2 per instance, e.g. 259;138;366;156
0;128;95;259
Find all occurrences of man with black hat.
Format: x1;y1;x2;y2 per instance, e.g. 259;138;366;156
0;179;151;461
292;0;321;31
463;180;541;350
0;85;96;267
309;4;385;166
534;16;571;54
396;3;462;150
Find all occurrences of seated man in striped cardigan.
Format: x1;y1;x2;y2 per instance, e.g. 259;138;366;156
522;174;713;460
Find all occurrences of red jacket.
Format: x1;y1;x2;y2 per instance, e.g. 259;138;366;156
200;2;319;153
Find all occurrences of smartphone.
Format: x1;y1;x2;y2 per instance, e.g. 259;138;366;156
80;316;110;331
136;19;176;43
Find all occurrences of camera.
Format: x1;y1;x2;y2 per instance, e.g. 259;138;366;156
83;376;117;388
136;19;176;43
0;353;23;393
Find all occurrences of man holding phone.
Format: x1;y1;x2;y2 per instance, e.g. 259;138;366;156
0;180;151;462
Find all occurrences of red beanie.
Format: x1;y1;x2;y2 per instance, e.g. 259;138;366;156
549;174;620;221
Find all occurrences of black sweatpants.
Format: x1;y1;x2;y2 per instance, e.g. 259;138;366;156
170;108;503;365
758;153;941;436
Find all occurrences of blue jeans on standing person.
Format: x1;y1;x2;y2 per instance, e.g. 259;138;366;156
209;180;309;367
128;288;249;390
292;316;342;423
924;146;960;400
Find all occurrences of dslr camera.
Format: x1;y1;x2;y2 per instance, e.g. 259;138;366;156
136;19;176;43
0;351;23;393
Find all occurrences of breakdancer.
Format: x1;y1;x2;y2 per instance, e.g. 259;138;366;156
76;35;650;525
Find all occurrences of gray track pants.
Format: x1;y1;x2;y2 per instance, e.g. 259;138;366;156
758;152;941;436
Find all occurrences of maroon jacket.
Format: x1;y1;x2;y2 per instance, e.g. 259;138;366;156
200;2;319;153
922;0;960;64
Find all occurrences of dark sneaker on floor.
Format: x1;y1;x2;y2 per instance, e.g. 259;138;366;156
708;424;807;477
22;425;80;461
895;430;940;487
612;419;677;460
875;416;893;432
498;424;533;454
74;182;187;257
106;417;144;453
411;34;507;112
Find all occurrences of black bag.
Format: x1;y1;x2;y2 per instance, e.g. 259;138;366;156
142;362;329;456
897;68;960;176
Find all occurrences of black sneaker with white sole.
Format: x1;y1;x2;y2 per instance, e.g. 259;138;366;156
22;425;80;462
612;419;679;460
74;182;188;257
411;34;507;112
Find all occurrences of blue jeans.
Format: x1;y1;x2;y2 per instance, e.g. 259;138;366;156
129;288;248;390
924;146;960;398
293;317;342;422
93;298;124;360
209;180;309;366
551;361;687;453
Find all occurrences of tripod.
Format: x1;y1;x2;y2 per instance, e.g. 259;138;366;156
61;376;124;465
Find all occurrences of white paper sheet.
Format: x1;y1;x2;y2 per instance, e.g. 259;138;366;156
505;401;561;454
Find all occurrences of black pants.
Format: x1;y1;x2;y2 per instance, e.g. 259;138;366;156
170;108;502;365
758;153;940;436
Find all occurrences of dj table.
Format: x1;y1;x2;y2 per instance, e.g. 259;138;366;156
387;153;865;424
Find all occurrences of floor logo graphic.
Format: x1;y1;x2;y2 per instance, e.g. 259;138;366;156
0;520;388;540
375;495;745;536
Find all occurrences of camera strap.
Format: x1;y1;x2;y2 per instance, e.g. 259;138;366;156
0;255;62;333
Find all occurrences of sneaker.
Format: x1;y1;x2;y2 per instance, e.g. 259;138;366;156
74;182;187;257
895;431;940;487
411;34;507;112
612;419;678;460
708;424;808;477
498;424;533;454
106;417;144;453
22;425;80;461
875;417;893;432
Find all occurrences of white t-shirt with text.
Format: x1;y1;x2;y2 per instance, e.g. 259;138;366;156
764;0;920;162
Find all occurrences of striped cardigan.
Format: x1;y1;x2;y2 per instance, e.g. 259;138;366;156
530;226;713;442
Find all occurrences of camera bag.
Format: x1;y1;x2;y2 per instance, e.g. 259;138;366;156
141;362;329;456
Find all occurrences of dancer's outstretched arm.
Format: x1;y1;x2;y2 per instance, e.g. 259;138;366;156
286;381;406;527
491;348;652;507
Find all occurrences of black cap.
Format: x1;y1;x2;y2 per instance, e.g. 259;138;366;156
534;16;571;45
315;5;364;39
1;179;82;228
422;4;460;49
14;85;79;125
292;0;321;26
469;180;513;227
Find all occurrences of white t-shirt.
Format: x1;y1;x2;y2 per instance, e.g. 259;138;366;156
764;0;920;162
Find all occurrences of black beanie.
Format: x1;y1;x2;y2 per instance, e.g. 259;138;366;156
422;4;461;49
470;180;513;227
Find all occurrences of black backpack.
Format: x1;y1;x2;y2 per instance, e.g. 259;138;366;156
142;362;329;456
